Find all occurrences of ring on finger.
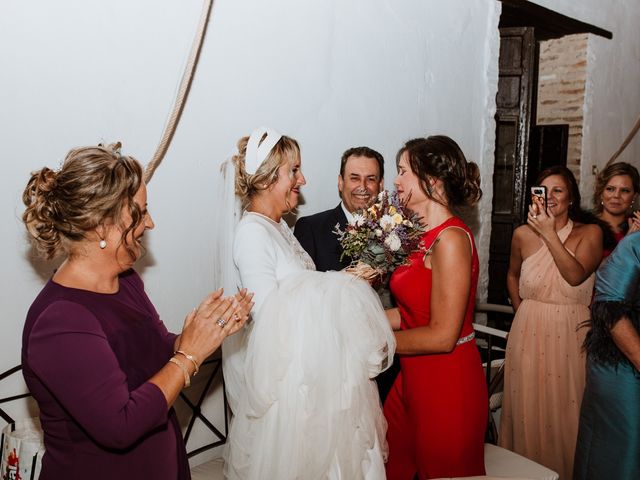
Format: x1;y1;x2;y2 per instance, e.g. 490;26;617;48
216;317;227;328
233;313;240;322
532;214;537;219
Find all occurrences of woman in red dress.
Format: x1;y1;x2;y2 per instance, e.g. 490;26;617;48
384;136;487;479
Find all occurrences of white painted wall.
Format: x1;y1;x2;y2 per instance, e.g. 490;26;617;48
2;0;638;466
0;0;501;463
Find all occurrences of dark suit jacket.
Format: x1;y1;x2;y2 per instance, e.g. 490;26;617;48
294;204;351;272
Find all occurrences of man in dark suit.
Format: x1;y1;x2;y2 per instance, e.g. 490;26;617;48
295;147;400;403
294;146;385;272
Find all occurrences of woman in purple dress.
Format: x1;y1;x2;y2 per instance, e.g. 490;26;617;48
21;143;252;480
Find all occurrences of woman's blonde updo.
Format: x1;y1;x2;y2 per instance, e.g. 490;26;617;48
231;133;300;209
22;142;144;259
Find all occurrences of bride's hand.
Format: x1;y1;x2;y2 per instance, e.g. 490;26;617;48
344;262;382;285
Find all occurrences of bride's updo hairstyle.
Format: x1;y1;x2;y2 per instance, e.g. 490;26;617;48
398;135;482;208
232;129;300;209
22;142;144;260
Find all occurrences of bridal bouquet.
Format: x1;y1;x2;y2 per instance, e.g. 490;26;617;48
334;191;425;282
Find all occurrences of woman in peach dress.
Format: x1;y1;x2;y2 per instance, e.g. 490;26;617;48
499;166;603;479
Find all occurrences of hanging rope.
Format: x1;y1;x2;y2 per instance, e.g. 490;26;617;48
144;0;214;183
606;113;640;167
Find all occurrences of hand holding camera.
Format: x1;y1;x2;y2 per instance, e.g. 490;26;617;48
527;185;556;238
530;186;547;217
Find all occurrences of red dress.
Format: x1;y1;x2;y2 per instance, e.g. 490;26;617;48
384;217;487;479
602;230;625;258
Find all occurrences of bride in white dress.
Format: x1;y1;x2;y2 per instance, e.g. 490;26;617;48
215;127;395;479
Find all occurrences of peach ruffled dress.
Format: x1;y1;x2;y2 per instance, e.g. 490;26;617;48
499;220;594;479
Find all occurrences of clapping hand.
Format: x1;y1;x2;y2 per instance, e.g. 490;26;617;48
178;288;253;364
628;210;640;234
228;288;254;334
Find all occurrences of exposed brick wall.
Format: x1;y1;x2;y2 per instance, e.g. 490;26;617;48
536;34;588;181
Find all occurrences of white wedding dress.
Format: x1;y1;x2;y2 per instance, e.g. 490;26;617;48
222;212;395;480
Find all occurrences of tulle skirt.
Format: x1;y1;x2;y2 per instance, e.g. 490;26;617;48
223;270;396;480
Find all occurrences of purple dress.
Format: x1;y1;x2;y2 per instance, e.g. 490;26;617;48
22;269;190;480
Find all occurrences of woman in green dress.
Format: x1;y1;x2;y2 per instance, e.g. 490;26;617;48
574;231;640;479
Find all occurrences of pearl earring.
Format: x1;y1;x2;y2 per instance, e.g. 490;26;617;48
99;239;107;249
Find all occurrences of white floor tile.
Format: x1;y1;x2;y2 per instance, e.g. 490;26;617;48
190;457;224;480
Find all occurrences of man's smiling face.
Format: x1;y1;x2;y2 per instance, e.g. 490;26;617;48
338;155;383;213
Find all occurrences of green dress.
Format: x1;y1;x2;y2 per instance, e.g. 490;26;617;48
574;232;640;480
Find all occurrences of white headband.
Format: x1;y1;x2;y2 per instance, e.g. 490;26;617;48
244;126;283;175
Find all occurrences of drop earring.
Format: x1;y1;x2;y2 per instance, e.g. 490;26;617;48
99;239;107;249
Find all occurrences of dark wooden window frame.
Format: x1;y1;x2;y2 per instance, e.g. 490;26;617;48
499;0;612;40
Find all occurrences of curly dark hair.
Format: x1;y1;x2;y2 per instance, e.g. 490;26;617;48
396;135;482;209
